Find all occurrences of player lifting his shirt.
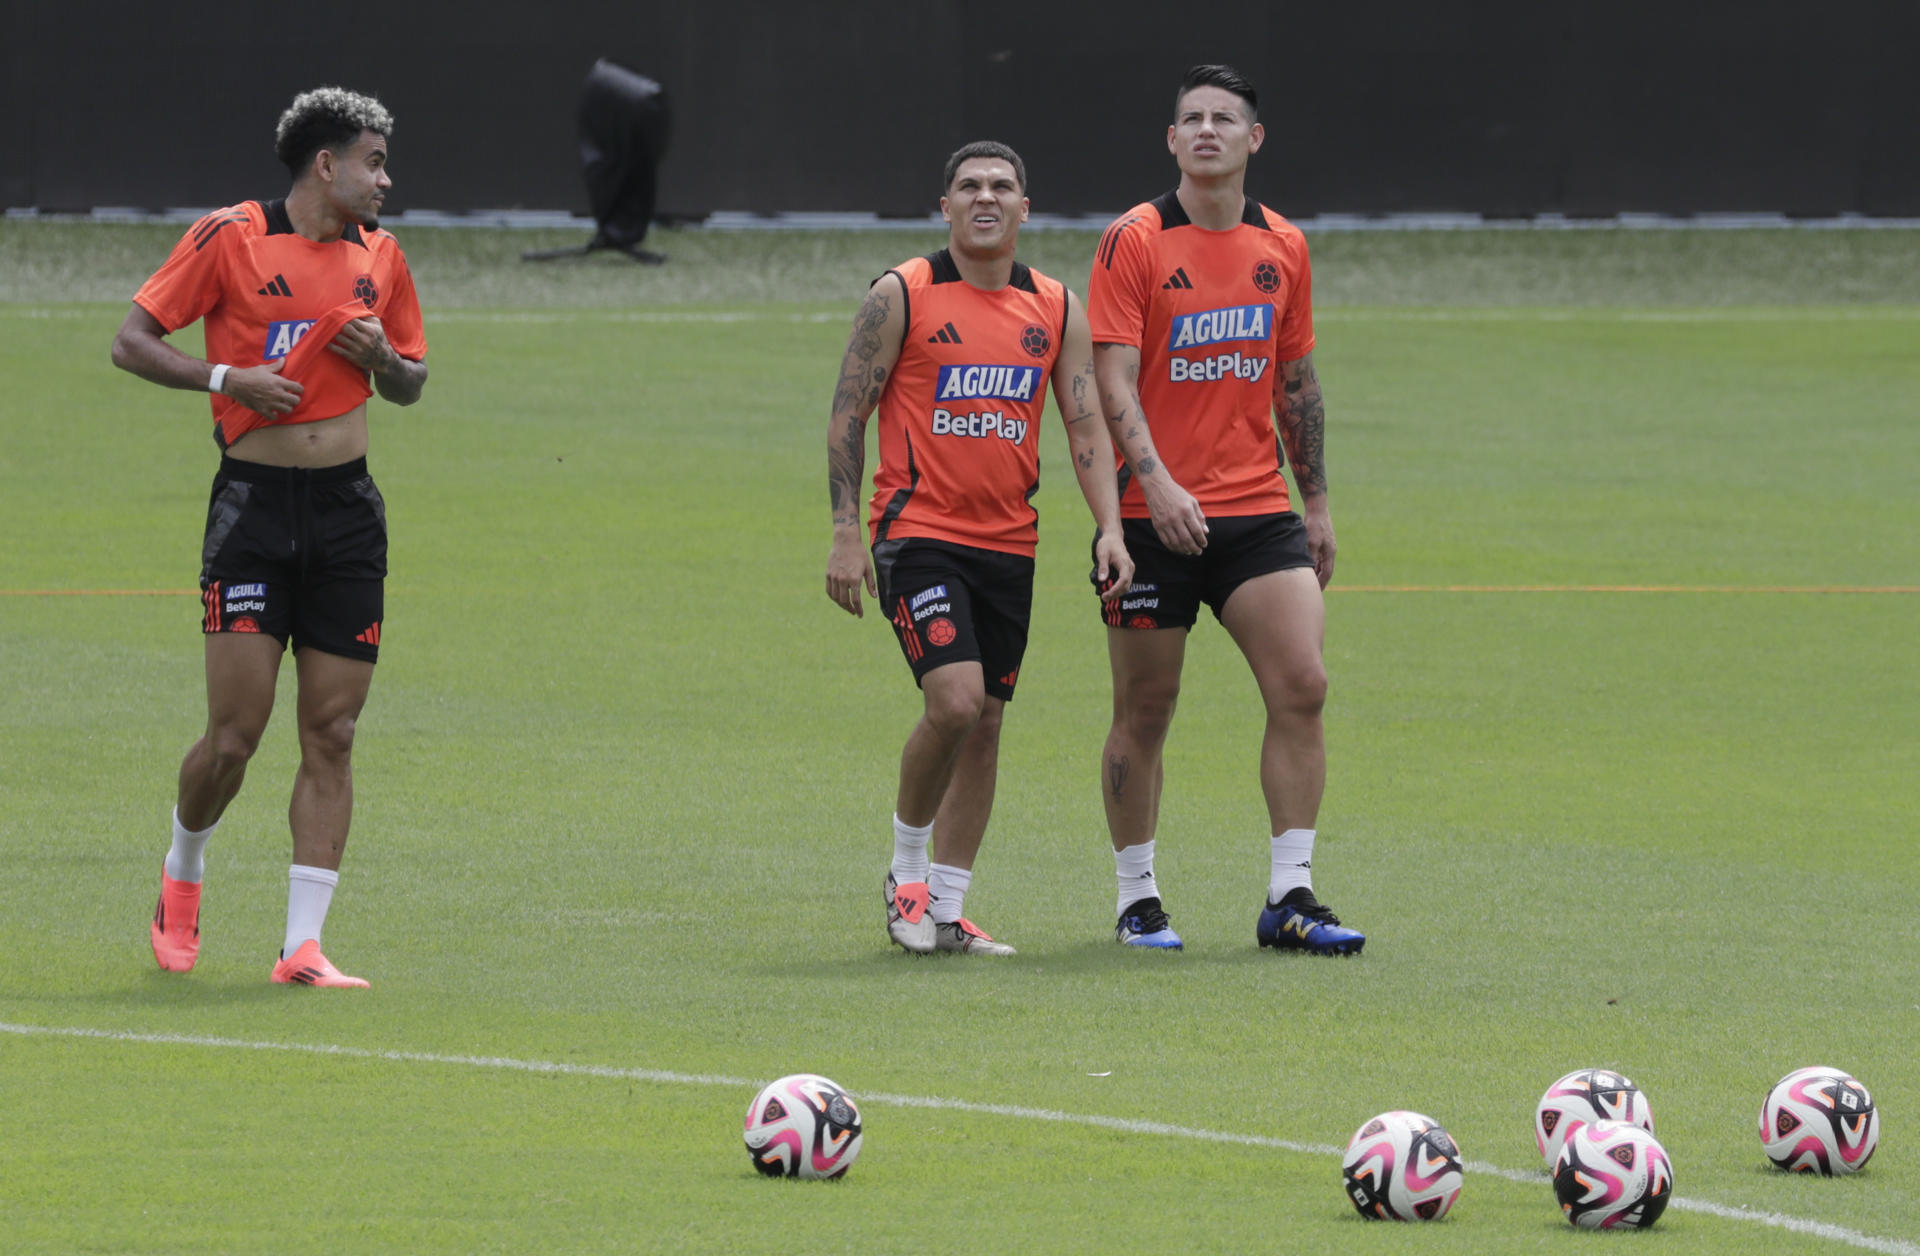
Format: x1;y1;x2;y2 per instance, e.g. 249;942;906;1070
826;142;1134;956
1086;65;1365;954
112;87;428;988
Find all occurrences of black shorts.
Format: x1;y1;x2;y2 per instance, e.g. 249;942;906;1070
198;455;388;663
1094;512;1312;630
874;538;1033;701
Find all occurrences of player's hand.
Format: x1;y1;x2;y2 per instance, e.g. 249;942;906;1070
826;531;877;618
328;316;400;374
225;358;304;418
1142;475;1208;555
1302;497;1336;588
1093;531;1135;602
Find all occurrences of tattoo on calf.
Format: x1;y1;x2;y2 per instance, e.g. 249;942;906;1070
1108;754;1130;802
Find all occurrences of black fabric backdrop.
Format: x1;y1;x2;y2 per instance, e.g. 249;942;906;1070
5;0;1915;217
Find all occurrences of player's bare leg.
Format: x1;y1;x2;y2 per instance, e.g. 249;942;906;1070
287;648;373;871
177;633;283;830
887;661;986;952
1103;627;1188;947
269;647;374;987
153;633;281;971
1218;568;1327;834
929;696;1003;872
1222;567;1363;955
924;695;1014;954
896;660;987;826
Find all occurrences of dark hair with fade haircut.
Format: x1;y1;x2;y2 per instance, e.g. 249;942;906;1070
274;86;395;177
943;141;1028;196
1175;64;1258;121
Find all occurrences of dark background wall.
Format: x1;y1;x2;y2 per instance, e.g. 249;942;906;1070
6;0;1916;218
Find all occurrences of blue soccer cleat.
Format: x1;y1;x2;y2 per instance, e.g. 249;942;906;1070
1116;896;1184;949
1257;887;1365;955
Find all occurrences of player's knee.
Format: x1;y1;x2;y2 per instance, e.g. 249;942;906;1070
924;686;986;739
299;710;359;763
1272;661;1328;718
1116;683;1180;744
205;722;264;770
970;702;1005;751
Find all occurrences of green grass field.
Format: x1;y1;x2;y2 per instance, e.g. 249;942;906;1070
2;222;1917;1254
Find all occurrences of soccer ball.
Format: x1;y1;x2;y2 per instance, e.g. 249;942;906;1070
1553;1120;1673;1229
1760;1067;1878;1175
1341;1110;1464;1221
1534;1068;1655;1166
742;1073;864;1179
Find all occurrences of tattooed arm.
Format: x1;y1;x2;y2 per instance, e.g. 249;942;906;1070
1053;291;1133;600
1275;350;1336;587
1092;341;1208;554
826;273;906;618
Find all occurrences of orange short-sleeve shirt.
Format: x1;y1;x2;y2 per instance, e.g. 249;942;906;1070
133;199;426;448
1087;190;1313;517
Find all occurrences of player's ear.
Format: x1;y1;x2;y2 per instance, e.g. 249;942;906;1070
1248;122;1265;154
939;195;951;225
1019;197;1029;222
313;147;336;185
1166;125;1178;155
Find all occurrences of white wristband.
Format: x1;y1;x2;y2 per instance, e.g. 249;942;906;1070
208;363;231;395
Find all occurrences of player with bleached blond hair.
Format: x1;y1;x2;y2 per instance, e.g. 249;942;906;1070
112;86;428;987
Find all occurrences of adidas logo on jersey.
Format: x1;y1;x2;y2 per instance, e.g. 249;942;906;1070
256;274;293;297
1161;268;1193;290
927;321;963;344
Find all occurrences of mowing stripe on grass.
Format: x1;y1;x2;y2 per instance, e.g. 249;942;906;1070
2;1021;1911;1254
9;307;1920;325
8;586;1919;598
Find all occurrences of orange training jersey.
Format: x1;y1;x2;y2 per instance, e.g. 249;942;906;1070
867;249;1068;558
1086;190;1314;518
133;199;427;449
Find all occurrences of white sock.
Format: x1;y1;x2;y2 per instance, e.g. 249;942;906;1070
1115;840;1159;916
928;862;971;924
283;864;340;959
1270;829;1315;903
890;813;932;885
165;807;217;884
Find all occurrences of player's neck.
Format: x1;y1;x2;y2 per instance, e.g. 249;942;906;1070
1175;174;1248;231
946;241;1017;290
283;184;352;243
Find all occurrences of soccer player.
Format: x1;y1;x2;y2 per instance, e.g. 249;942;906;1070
1085;65;1364;955
110;87;428;988
826;142;1134;956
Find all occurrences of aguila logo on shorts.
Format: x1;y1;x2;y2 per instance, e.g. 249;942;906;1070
264;319;317;359
910;585;948;610
926;618;958;647
1167;304;1272;351
227;583;265;597
936;364;1039;403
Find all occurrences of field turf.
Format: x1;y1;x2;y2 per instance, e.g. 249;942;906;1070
2;221;1917;1254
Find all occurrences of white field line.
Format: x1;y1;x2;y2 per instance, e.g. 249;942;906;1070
2;1021;1913;1254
